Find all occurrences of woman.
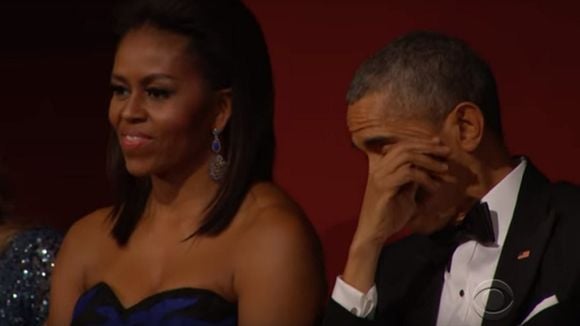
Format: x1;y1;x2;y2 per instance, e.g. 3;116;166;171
0;174;62;325
48;0;325;325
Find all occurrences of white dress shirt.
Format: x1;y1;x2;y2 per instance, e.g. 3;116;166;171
332;159;527;325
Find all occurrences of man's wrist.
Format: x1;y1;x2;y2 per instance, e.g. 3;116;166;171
342;237;383;293
349;235;384;259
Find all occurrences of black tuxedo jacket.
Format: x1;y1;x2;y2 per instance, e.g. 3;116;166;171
324;164;580;325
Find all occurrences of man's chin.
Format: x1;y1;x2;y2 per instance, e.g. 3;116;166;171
407;214;456;235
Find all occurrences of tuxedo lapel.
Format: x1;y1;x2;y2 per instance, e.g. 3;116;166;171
407;243;456;325
402;267;447;326
483;164;558;326
401;238;457;326
376;235;456;325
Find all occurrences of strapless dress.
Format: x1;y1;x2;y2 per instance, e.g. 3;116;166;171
71;282;237;325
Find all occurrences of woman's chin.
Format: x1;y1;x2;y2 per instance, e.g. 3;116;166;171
124;162;153;178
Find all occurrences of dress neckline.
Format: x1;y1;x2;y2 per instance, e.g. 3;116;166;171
78;281;235;313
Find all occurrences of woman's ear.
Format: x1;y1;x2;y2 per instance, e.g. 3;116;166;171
213;88;232;131
443;102;485;152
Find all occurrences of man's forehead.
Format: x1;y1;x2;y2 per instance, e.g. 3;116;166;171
347;92;387;114
346;92;403;130
347;93;439;140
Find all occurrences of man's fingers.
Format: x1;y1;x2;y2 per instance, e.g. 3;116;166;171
410;167;441;193
371;147;449;179
430;171;458;184
407;153;448;174
391;164;441;193
384;138;450;159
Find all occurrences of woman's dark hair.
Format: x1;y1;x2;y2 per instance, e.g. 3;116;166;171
108;0;275;246
0;178;7;223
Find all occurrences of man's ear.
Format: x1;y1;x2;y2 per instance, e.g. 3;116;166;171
443;102;484;152
212;88;232;131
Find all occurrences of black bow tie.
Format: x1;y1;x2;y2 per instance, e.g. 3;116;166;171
429;202;496;273
431;202;496;246
456;201;496;245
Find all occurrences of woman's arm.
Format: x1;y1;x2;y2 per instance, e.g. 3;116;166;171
0;228;62;326
235;205;326;326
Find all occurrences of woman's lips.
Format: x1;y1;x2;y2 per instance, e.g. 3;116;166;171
119;132;153;150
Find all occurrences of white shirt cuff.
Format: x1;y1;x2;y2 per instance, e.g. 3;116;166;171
331;276;378;318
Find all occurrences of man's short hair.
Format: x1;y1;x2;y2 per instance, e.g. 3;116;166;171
347;31;503;137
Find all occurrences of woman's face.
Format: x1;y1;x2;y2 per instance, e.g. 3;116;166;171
109;25;215;178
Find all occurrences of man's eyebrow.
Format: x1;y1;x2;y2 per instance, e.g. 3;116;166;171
363;136;395;148
351;135;396;152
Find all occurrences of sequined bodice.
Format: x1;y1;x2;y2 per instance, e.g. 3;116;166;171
0;228;62;326
72;282;238;325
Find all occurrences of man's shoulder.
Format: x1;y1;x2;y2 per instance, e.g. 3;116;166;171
550;181;580;207
548;181;580;225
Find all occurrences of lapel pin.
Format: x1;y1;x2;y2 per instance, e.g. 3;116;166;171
517;250;531;260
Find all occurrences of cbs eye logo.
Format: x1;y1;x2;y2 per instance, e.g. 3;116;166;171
472;279;514;320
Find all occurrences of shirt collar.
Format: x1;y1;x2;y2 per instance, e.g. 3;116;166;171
480;158;527;246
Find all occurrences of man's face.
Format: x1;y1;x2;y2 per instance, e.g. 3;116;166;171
347;93;466;233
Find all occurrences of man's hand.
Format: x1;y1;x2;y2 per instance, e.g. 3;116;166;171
342;137;450;293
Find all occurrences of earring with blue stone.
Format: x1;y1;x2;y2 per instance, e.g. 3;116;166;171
209;128;227;181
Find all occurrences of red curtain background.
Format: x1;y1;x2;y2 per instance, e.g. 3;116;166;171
2;0;580;283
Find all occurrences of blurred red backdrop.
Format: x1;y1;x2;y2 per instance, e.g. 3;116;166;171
2;0;580;284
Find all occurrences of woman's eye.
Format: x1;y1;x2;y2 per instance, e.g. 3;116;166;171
110;85;129;97
146;88;172;100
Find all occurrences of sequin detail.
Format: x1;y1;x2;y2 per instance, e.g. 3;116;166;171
0;228;62;326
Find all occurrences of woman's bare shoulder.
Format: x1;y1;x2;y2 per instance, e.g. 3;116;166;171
237;182;321;258
244;182;304;218
232;182;326;317
64;207;114;250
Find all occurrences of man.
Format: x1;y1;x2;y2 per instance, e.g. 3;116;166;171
324;31;580;325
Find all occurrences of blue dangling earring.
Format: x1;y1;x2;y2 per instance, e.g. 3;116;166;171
209;128;228;181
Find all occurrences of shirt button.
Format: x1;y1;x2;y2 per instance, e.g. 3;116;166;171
459;290;465;297
350;307;359;315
